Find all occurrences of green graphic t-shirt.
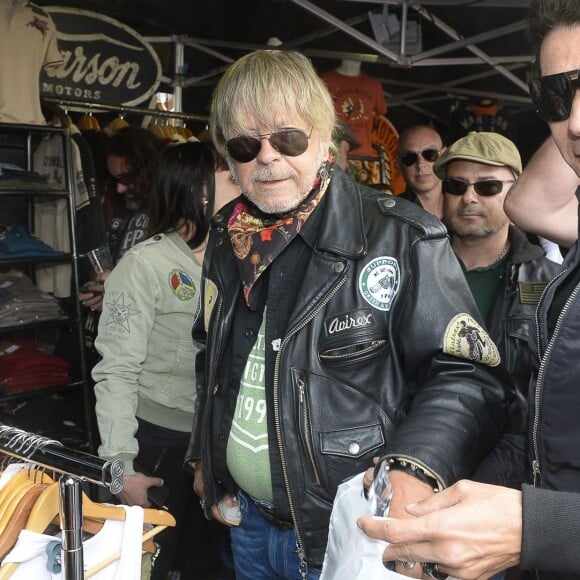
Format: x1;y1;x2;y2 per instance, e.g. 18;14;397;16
226;316;273;501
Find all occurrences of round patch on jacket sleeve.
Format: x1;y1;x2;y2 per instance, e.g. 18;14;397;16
358;256;400;311
443;313;501;367
169;269;197;300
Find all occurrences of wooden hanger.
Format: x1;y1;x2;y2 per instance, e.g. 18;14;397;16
0;483;48;559
0;471;31;512
77;111;101;132
0;470;53;579
0;471;52;529
0;481;175;579
106;115;129;134
0;470;50;519
24;482;175;533
85;523;165;578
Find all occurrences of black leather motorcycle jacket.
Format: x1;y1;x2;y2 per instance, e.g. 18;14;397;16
186;168;514;568
485;226;562;426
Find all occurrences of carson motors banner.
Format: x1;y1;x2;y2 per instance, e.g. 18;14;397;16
40;7;162;107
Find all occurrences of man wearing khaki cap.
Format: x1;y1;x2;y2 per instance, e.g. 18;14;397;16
435;131;561;430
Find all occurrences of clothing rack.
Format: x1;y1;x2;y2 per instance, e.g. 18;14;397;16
0;424;125;580
0;425;123;492
42;96;208;124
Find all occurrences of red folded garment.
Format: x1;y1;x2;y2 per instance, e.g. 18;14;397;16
0;372;70;394
0;338;71;393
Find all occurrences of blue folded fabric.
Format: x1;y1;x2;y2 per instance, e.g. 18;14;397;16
0;225;65;257
0;163;48;184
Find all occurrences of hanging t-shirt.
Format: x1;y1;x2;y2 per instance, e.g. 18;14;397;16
0;0;63;125
32;134;90;298
320;69;387;158
4;504;144;580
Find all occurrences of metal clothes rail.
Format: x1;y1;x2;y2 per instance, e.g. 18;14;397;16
41;96;208;123
0;425;124;579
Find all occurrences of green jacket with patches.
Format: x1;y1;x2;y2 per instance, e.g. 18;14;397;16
93;231;202;474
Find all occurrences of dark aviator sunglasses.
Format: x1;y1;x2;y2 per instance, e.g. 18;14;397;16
443;177;514;197
226;128;312;163
529;68;580;122
400;148;440;167
110;171;139;186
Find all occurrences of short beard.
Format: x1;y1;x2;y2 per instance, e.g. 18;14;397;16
125;198;142;211
446;220;506;240
231;142;328;215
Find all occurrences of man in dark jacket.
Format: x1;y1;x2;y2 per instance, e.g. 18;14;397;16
437;131;561;429
359;2;580;579
185;49;514;580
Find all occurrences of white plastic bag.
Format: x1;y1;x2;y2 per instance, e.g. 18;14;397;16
320;472;407;579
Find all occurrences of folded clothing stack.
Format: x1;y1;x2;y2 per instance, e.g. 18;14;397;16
0;338;71;394
0;163;52;191
0;225;64;257
0;270;65;327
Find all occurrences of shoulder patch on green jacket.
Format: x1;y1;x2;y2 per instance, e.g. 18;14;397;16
376;196;447;240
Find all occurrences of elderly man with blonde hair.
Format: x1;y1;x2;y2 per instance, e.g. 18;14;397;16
185;49;514;580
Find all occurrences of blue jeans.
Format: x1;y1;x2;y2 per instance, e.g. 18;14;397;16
230;492;322;580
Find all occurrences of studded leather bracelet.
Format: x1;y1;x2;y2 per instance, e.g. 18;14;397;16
388;457;442;493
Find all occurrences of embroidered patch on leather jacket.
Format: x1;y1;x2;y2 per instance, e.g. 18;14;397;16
518;281;549;305
204;278;219;332
358;256;400;311
324;308;376;337
443;313;501;367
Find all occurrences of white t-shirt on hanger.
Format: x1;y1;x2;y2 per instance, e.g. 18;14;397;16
3;504;144;580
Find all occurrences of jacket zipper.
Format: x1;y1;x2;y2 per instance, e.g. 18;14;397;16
298;378;321;485
273;273;347;578
319;339;386;361
532;268;573;487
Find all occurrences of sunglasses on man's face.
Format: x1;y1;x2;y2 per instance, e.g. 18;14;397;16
111;171;139;186
443;177;514;196
226;127;312;163
400;148;440;167
529;69;580;122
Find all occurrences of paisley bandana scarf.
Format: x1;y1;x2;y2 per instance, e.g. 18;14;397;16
228;162;332;310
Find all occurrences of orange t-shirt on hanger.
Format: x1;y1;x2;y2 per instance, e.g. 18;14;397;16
320;68;387;158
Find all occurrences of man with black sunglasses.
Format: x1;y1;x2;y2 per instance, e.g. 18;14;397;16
359;2;580;579
185;48;515;580
397;125;446;219
79;126;166;313
436;131;561;432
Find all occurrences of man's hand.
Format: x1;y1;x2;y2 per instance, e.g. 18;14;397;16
388;469;436;578
115;472;164;507
79;272;111;312
193;462;238;526
358;479;522;580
